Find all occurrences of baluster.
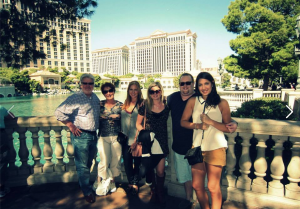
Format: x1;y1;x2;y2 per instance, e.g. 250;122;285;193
6;128;18;175
64;128;76;171
17;128;30;175
53;127;65;172
268;136;286;196
285;138;300;200
41;127;54;172
28;127;42;173
222;132;237;187
252;134;268;193
236;133;252;190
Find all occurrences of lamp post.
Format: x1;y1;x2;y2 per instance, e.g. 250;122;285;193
217;57;224;86
295;15;300;91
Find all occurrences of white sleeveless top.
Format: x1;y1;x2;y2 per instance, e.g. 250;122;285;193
192;96;227;151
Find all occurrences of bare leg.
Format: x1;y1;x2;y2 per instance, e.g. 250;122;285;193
184;180;193;201
206;163;223;209
192;163;209;209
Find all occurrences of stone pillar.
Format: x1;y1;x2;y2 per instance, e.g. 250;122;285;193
252;134;268;193
17;128;31;175
268;136;286;197
236;133;252;190
285;137;300;200
28;127;42;173
53;127;65;172
64;128;76;171
253;89;263;99
6;128;18;175
222;132;237;187
41;127;54;173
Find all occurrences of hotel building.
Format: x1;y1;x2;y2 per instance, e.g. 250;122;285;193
91;46;129;75
129;29;197;76
0;1;92;73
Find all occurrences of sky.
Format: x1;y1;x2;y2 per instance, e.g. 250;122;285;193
89;0;237;68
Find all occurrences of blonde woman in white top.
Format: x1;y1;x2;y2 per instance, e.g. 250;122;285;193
181;72;231;209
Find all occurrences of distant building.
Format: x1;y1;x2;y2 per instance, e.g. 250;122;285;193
29;71;61;90
0;2;91;73
91;46;129;75
129;29;197;76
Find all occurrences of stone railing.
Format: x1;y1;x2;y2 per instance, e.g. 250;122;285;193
219;91;253;103
167;117;300;209
4;116;300;208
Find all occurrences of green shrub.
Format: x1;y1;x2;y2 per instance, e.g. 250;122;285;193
231;97;295;120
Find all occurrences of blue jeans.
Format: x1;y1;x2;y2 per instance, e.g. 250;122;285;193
71;132;97;196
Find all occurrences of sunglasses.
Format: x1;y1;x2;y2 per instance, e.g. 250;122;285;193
102;89;114;94
82;82;94;86
180;81;192;86
149;90;161;95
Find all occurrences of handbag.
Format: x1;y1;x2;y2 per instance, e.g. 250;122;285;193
184;146;203;165
117;103;137;145
184;98;208;166
129;105;147;157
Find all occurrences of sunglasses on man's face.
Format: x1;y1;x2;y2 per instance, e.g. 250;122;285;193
82;82;94;86
149;90;161;95
102;89;114;94
180;81;192;86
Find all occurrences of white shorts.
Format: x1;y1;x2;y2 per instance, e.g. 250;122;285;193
174;152;192;184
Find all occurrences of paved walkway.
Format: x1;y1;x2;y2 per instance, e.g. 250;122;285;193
0;182;256;209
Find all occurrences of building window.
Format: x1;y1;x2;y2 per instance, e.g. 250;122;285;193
48;61;51;65
55;61;58;66
68;62;71;66
41;60;44;65
61;62;65;66
81;68;84;72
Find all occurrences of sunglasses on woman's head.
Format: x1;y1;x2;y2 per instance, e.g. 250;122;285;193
149;90;161;95
102;89;114;94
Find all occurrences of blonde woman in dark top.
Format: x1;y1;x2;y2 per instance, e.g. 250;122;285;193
136;82;170;206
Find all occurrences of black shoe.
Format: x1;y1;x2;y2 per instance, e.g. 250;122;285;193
85;193;95;203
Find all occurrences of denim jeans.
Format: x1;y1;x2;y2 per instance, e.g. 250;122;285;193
71;131;97;196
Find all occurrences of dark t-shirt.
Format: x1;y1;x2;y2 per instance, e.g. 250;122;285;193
167;92;195;155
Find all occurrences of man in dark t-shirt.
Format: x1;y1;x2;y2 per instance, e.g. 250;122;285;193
168;73;238;208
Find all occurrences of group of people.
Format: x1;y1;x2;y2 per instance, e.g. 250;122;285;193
55;72;237;209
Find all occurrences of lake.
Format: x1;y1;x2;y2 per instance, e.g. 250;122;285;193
0;89;177;117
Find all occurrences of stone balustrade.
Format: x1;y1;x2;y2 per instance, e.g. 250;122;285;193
4;116;300;208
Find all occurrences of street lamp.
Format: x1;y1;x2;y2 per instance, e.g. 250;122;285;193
217;57;224;86
295;15;300;91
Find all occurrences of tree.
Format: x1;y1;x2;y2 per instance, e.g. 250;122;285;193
10;70;31;92
29;79;42;93
221;73;231;88
222;0;300;90
59;68;70;82
0;0;98;68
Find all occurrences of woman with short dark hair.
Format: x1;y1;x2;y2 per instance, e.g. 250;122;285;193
94;82;123;196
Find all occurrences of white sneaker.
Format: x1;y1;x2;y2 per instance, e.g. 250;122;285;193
109;181;117;193
96;179;110;196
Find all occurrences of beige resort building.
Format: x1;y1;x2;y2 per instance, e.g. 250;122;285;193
29;71;61;90
0;1;92;73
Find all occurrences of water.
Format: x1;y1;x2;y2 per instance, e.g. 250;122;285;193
0;90;176;116
0;89;176;167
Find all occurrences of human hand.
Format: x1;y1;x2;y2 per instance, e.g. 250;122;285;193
201;123;210;130
200;114;212;125
68;123;82;136
226;122;238;133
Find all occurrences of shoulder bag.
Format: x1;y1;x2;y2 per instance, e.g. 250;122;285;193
184;98;208;165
